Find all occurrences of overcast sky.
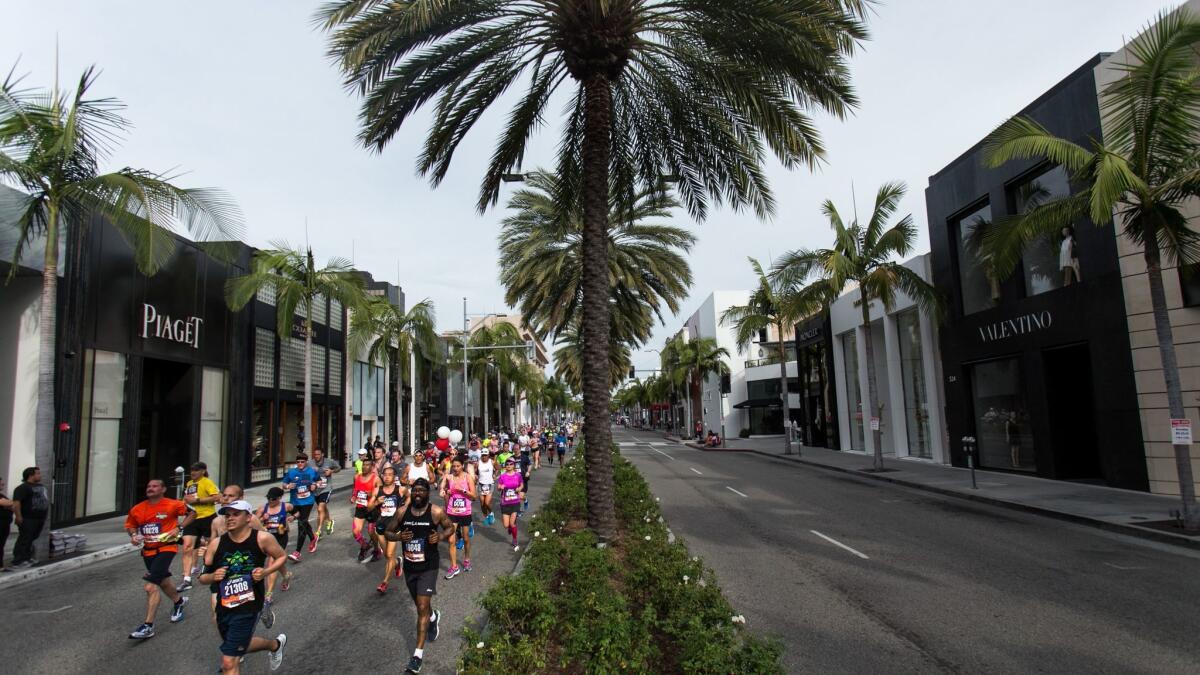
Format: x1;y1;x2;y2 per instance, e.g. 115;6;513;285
3;0;1169;373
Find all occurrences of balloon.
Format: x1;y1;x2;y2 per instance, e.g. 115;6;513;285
437;426;450;440
435;438;450;451
449;429;464;445
518;435;530;447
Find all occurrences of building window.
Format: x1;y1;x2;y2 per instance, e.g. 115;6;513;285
842;331;865;451
968;357;1035;472
896;311;931;459
75;350;126;518
254;328;276;389
954;203;996;315
250;399;274;483
1012;165;1072;297
1179;264;1200;307
199;368;228;481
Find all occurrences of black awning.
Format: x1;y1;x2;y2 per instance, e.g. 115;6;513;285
732;397;782;409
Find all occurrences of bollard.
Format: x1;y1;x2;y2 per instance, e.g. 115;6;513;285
174;466;186;500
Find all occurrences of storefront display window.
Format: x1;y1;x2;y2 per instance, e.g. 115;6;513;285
1013;166;1072;297
897;311;931;459
199;368;227;481
842;331;865;451
969;358;1036;471
75;350;127;518
251;400;274;483
954;203;996;315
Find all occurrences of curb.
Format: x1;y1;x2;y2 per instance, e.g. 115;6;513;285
732;447;1200;551
0;543;140;592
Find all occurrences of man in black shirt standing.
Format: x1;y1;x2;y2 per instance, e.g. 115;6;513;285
12;467;49;568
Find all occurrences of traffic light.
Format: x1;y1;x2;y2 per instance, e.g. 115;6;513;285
629;367;637;380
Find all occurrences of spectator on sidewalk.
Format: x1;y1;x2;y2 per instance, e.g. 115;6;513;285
0;478;14;571
12;466;50;568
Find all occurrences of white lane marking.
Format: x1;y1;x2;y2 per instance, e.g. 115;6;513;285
810;530;870;560
690;467;703;475
726;486;748;498
1103;562;1146;571
649;442;669;446
22;605;72;614
649;447;675;460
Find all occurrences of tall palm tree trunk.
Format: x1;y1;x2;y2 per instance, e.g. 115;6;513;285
304;315;314;457
580;74;617;540
35;204;61;559
1144;230;1199;529
860;290;883;470
777;322;793;455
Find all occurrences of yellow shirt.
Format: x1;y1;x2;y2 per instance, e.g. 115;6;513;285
185;477;220;519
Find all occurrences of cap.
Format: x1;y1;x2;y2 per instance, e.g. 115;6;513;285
504;457;516;465
190;461;207;471
481;449;490;455
392;441;400;447
219;500;254;515
266;487;285;500
357;448;368;456
411;477;431;490
425;441;435;448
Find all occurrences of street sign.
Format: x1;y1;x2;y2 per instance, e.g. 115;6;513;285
1170;418;1192;444
869;417;880;431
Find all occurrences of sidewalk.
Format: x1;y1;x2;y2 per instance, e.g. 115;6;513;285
1;481;348;591
667;432;1200;550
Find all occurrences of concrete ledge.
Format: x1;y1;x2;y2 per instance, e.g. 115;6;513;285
0;543;139;592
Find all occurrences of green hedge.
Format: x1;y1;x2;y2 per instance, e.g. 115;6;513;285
459;446;782;674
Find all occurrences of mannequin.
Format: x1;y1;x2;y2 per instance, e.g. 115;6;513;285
1006;412;1021;468
1060;226;1081;285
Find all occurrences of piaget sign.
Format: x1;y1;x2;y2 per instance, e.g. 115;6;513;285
141;303;204;349
977;310;1052;343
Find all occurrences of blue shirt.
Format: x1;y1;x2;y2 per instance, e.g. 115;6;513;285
282;466;320;505
555;434;567;446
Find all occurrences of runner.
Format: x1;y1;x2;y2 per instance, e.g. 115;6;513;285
351;459;380;563
354;447;368;476
402;449;433;487
517;442;534;513
258;488;295;616
310;447;341;537
281;453;320;562
567;423;576;450
383;478;455;674
496;459;525;551
369;466;405;593
206;485;264;625
179;462;220;593
439;456;476;578
372;446;389;479
556;435;567;465
531;434;542;471
125;478;194;639
200;500;288;673
476;449;496;525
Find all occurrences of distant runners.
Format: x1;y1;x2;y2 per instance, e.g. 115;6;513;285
476;449;496;525
281;453;319;561
125;478;193;639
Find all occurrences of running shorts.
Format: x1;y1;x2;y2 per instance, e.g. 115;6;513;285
272;532;288;550
479;483;493;496
217;611;260;656
404;568;438;599
315;491;331;504
450;514;472;528
354;506;370;520
500;504;521;516
376;516;394;535
184;515;215;539
142;551;175;584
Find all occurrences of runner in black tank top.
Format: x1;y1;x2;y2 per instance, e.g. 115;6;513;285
385;478;455;674
371;466;405;594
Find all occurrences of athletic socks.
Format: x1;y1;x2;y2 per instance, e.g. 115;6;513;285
414;648;424;659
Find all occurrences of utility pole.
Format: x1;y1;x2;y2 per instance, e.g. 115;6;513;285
462;297;469;436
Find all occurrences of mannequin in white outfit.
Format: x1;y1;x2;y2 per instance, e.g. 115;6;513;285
1060;226;1080;285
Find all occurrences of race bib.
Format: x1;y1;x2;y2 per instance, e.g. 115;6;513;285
296;485;310;499
381;503;397;518
450;496;467;511
315;479;328;489
503;488;518;502
219;575;255;609
403;537;425;563
185;484;198;497
355;490;369;506
140;522;161;537
480;484;493;495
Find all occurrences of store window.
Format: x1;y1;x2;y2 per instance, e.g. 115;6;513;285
75;350;127;518
1012;166;1072;297
1179;263;1200;307
896;311;931;459
251;399;274;483
199;368;227;481
968;357;1035;471
842;331;865;451
954;203;996;315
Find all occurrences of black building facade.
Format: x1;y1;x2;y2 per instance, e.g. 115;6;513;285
926;55;1147;490
794;312;839;450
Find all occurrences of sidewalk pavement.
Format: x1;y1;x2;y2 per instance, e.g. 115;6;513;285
0;481;347;591
656;430;1199;550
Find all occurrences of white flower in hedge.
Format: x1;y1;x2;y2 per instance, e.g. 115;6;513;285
476;641;485;649
533;531;541;538
682;575;690;583
698;579;707;588
732;615;746;625
644;535;651;541
692;556;699;562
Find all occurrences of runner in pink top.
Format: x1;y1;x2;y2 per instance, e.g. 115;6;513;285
496;458;525;551
439;456;476;578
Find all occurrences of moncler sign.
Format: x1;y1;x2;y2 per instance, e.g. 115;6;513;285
141;303;203;349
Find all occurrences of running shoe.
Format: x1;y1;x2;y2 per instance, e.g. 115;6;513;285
281;571;293;592
395;564;402;578
176;578;194;593
325;518;335;535
169;595;188;623
444;565;460;579
370;547;382;562
513;543;520;552
405;655;423;673
359;549;372;565
269;633;286;671
376;581;388;595
463;559;472;572
429;609;441;641
261;602;275;629
128;623;155;640
308;535;319;554
287;551;301;563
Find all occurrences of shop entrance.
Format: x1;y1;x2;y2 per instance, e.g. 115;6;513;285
136;357;195;495
1043;343;1103;481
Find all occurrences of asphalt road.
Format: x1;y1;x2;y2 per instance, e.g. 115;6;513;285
0;460;563;675
614;426;1200;674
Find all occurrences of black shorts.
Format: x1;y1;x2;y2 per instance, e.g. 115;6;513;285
375;516;395;535
354;506;370;520
404;568;438;599
184;515;215;539
142;551;175;584
217;611;260;657
449;514;472;528
272;532;288;550
500;503;521;515
315;491;331;504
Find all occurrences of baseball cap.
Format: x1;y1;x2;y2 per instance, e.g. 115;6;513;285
357;448;368;456
504;457;516;465
266;487;285;500
190;461;207;471
392;441;400;447
219;500;254;515
481;449;490;455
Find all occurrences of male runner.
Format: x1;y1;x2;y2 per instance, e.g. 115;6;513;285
310;447;341;538
354;447;368;475
179;462;220;592
384;478;455;674
200;500;287;673
125;478;194;639
476;449;496;525
402;449;433;487
281;453;319;561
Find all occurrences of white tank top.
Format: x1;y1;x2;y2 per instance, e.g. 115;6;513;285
477;460;495;485
407;463;430;484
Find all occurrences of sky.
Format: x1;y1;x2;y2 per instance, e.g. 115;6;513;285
2;0;1171;373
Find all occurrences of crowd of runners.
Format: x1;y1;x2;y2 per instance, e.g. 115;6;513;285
121;422;577;674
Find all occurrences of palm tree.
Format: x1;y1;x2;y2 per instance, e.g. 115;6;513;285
350;295;438;452
722;257;801;453
227;244;367;457
773;182;942;471
673;336;730;439
1;67;242;545
320;0;870;539
979;10;1200;528
658;333;688;436
553;320;633;393
451;321;527;434
499;170;694;346
541;376;571;425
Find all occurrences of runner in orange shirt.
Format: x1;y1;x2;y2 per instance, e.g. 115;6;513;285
124;478;195;639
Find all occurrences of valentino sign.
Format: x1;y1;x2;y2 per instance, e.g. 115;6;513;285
978;310;1052;343
141;303;204;349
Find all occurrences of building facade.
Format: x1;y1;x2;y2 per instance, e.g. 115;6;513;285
792;311;839;450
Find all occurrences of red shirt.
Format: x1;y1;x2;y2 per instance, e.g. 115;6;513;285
125;498;188;557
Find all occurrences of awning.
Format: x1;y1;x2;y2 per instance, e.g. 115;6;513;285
732;398;782;409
